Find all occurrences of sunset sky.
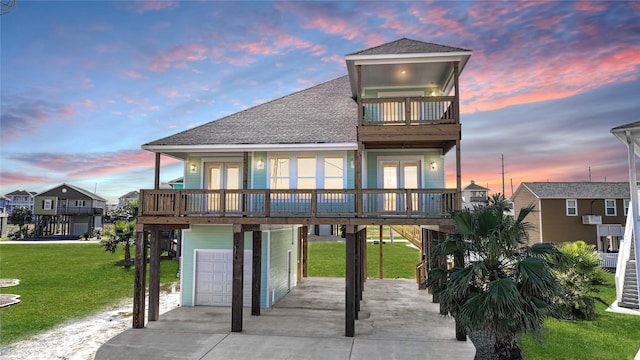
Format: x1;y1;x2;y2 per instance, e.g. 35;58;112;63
2;0;640;204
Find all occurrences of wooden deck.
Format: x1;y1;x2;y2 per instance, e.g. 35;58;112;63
138;188;458;227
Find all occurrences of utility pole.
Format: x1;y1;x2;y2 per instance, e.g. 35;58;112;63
501;154;505;196
589;166;592;182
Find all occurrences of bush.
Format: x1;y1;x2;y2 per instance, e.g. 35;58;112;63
553;241;606;320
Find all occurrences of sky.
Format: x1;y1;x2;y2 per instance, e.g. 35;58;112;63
1;0;640;204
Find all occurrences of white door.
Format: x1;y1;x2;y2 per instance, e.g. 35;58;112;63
380;161;419;212
206;163;241;212
195;249;252;306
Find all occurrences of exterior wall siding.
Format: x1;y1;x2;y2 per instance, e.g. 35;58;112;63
180;225;258;306
513;188;542;244
180;224;298;308
540;198;626;246
364;150;444;189
267;226;299;306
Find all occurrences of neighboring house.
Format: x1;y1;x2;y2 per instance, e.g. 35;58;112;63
118;190;140;208
167;177;184;189
0;195;10;237
33;183;107;237
134;38;472;335
511;182;629;249
610;121;640;310
4;189;37;216
461;180;489;210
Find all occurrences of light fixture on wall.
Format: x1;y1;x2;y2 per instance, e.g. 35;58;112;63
256;159;264;170
190;163;197;173
430;161;438;172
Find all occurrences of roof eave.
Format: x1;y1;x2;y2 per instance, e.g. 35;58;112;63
142;142;359;159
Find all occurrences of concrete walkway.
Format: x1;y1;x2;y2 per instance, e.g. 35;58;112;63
96;278;475;359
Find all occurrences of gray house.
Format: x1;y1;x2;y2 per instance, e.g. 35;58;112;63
33;183;107;237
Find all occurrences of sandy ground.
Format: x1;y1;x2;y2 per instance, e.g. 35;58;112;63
0;286;181;360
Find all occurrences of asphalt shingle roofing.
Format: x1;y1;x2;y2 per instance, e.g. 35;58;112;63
144;76;357;147
347;38;470;56
522;182;630;199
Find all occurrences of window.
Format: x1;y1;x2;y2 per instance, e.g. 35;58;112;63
323;157;344;190
297;158;316;190
605;199;616;216
297;158;316;200
269;157;290;190
624;199;630;216
75;200;86;207
566;199;577;216
43;199;53;210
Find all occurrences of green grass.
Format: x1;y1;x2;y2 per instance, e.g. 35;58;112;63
0;244;178;345
520;271;640;360
308;241;420;278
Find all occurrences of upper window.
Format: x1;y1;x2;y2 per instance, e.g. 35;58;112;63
324;157;344;190
270;157;290;190
605;199;617;216
75;200;86;207
297;158;316;190
43;199;53;210
566;199;577;216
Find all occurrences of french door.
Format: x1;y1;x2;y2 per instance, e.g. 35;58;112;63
207;162;241;212
380;161;420;212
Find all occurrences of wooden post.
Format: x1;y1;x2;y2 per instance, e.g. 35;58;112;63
154;153;160;189
345;226;356;337
133;231;147;328
379;225;383;279
252;230;262;316
148;230;161;321
232;224;244;332
355;229;360;318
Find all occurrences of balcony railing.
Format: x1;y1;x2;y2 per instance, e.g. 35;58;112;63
140;189;457;219
57;206;104;215
361;97;457;125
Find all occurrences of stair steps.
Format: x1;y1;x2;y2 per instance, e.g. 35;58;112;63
619;241;640;309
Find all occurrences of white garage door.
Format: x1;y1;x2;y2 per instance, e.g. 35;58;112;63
195;250;252;306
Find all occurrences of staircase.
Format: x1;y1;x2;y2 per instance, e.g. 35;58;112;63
619;240;640;309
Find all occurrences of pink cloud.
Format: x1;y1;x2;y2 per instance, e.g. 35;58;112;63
461;43;640;113
148;43;208;72
237;40;278;55
574;1;608;12
0;172;53;187
126;71;144;79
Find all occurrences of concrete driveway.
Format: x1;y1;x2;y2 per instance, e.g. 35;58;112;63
96;277;475;360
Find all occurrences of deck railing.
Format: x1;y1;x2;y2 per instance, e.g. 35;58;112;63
140;189;457;219
361;97;457;125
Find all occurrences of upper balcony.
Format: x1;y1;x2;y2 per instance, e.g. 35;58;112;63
138;188;458;227
358;96;460;151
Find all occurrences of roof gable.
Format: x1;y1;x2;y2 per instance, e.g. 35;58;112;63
143;76;357;151
521;182;630;199
37;183;107;202
347;38;470;56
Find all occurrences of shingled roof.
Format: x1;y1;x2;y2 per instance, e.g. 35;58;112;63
346;38;470;56
521;182;630;199
143;76;357;148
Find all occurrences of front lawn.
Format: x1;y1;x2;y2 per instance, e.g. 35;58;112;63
520;271;640;360
0;244;178;345
308;241;420;278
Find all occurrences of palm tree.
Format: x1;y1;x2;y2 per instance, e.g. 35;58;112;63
429;194;562;360
102;220;136;268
